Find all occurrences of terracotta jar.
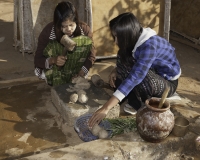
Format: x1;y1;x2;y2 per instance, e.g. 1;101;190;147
136;97;174;143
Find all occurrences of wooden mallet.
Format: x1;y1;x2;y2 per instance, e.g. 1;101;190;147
58;35;77;70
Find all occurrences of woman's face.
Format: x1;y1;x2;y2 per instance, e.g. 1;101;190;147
112;31;118;45
61;20;76;36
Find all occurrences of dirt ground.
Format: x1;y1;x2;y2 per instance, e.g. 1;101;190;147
0;0;200;160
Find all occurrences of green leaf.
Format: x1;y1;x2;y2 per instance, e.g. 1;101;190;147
103;116;136;137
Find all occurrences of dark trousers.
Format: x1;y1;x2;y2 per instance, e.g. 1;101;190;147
115;69;178;110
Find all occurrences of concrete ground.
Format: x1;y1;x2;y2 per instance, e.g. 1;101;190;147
1;56;200;160
1;0;200;160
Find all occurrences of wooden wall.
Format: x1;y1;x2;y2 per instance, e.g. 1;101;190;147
92;0;165;56
171;0;200;39
29;0;165;56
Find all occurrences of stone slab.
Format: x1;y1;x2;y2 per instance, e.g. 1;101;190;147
20;131;200;160
51;81;120;126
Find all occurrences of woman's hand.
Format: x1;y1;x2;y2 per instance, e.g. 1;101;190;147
71;69;85;80
109;68;117;88
88;96;119;128
88;106;109;128
77;69;85;77
50;56;66;66
55;56;67;66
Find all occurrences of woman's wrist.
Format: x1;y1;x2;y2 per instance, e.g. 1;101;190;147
103;96;119;113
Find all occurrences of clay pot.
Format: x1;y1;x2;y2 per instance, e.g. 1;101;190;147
136;97;174;143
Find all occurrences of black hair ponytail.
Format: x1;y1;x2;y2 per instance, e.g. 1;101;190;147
109;12;142;64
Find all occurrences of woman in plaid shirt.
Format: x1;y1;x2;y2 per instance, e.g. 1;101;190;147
89;12;181;127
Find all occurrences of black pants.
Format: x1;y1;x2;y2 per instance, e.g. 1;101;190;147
115;69;178;110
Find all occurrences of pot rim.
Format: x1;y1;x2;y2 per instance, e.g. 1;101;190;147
174;116;190;127
145;97;170;112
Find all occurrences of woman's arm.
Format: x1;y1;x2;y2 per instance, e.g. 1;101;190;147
34;22;54;69
80;23;96;74
88;68;118;127
88;95;119;128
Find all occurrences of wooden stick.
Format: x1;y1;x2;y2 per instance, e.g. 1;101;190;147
158;87;170;109
57;47;67;71
91;74;113;90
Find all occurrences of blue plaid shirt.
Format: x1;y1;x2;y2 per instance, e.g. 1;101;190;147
114;35;181;101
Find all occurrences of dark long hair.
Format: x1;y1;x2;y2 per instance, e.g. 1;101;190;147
109;12;142;64
53;1;81;41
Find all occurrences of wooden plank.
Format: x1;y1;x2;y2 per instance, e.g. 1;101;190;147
170;36;200;50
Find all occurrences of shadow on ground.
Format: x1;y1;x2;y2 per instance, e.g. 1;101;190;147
0;81;82;159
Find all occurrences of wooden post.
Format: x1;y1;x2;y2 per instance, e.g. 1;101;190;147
163;0;171;41
19;0;25;57
13;0;19;50
85;0;93;31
